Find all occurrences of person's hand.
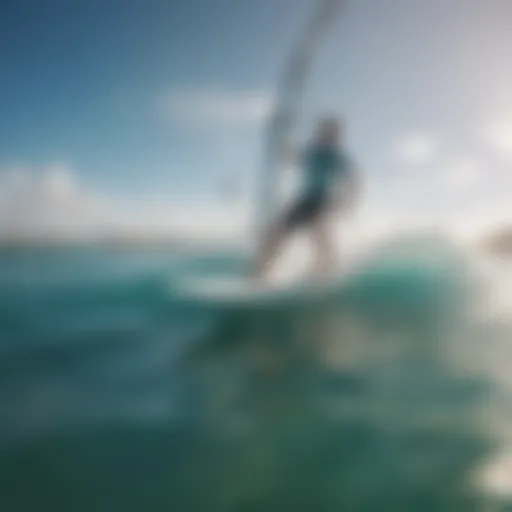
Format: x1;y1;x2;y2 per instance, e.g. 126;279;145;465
278;142;300;168
336;175;361;216
329;191;357;218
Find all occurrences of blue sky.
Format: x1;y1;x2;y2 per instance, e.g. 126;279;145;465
0;0;511;238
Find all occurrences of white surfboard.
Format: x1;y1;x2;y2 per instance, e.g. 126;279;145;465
174;271;350;306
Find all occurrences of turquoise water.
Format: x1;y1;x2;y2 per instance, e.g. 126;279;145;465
0;238;505;511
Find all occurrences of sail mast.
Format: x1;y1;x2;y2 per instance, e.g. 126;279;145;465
256;0;345;249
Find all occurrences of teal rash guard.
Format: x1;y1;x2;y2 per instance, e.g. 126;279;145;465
301;145;354;201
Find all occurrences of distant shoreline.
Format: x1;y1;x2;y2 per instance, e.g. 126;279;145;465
0;225;510;256
0;234;246;252
482;227;512;257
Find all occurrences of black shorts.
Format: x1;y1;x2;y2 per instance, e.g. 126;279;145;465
280;193;327;232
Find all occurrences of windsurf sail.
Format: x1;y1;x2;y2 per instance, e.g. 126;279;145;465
255;0;345;250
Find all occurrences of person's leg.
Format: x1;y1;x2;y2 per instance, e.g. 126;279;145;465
252;197;309;280
309;214;337;281
252;195;311;281
252;224;289;280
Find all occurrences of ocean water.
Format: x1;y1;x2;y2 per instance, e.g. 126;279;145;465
0;236;510;512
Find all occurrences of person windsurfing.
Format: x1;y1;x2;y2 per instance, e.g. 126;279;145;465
252;116;361;281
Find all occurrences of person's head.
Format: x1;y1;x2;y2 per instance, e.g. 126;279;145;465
315;117;344;146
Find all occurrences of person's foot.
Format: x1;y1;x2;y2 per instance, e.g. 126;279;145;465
251;272;272;288
250;259;272;285
250;265;263;282
308;266;333;285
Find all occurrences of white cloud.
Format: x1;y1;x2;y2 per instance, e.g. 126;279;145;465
391;132;438;165
0;164;113;239
160;88;273;127
0;164;250;242
444;199;512;242
0;158;507;247
441;157;482;191
482;121;512;160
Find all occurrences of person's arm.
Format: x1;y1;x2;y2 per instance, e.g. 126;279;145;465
332;159;363;214
340;169;362;213
278;143;303;170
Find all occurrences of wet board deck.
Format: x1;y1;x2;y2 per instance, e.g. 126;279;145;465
173;272;350;306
